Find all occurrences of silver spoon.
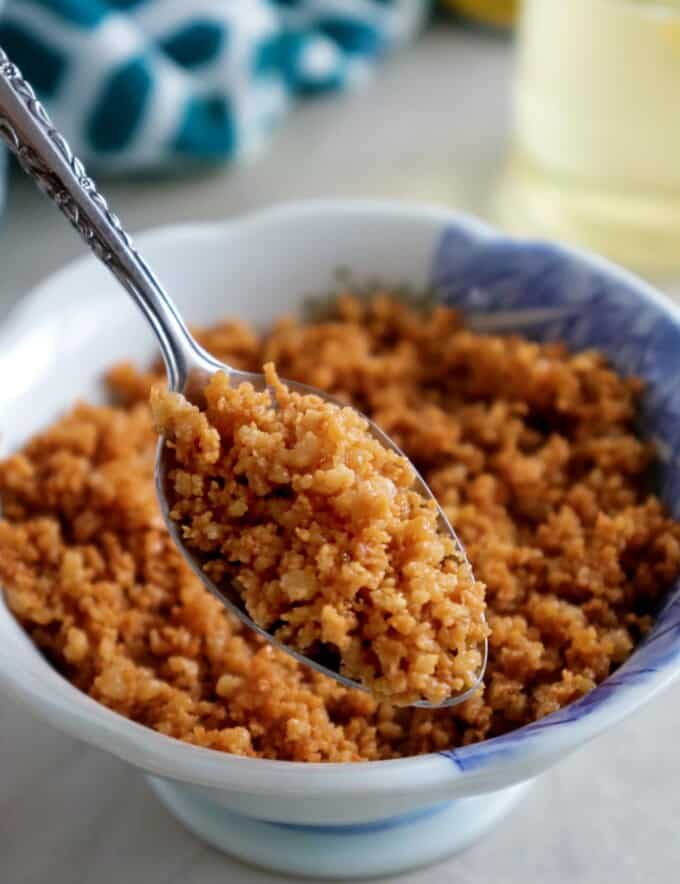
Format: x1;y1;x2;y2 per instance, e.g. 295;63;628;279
0;51;486;708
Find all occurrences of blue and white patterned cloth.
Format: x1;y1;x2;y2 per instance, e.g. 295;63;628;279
0;0;429;174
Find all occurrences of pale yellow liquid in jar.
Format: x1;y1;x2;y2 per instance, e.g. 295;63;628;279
496;0;680;274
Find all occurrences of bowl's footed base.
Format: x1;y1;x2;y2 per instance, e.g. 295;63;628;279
147;775;533;879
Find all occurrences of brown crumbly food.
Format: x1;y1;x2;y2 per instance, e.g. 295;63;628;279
150;364;486;706
2;294;680;761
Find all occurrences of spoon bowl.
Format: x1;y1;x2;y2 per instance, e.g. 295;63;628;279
156;357;487;708
0;50;487;708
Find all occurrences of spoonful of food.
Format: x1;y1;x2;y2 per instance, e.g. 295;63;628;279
0;52;487;708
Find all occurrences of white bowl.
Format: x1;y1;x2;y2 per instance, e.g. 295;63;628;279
2;201;680;879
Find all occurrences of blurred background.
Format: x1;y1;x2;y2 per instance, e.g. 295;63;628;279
2;0;677;326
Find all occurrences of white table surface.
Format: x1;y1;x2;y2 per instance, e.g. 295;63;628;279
1;26;679;884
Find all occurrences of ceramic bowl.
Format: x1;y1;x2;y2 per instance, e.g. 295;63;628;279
2;201;680;880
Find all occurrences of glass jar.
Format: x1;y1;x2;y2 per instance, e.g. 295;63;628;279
496;0;680;275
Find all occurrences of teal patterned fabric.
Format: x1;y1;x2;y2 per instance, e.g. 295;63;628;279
0;0;429;173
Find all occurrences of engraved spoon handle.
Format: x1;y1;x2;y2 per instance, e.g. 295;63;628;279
0;49;198;390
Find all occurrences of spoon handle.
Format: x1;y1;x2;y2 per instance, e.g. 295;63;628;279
0;49;196;390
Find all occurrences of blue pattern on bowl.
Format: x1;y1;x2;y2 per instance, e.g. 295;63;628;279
430;225;680;772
